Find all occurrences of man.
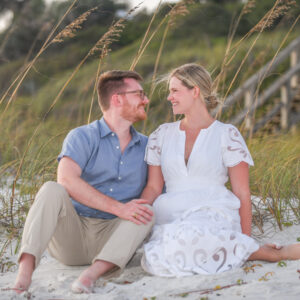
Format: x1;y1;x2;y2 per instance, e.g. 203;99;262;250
14;70;154;293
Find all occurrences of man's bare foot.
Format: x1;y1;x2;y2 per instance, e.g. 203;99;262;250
13;253;35;294
14;273;32;294
71;277;94;294
71;259;115;294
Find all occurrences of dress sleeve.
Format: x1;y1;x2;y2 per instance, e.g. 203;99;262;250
221;125;254;167
144;125;166;166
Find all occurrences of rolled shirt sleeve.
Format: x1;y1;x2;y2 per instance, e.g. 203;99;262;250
58;128;92;171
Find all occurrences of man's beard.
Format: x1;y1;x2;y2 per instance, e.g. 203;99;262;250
121;101;147;123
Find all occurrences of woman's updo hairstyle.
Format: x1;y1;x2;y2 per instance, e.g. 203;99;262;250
169;63;219;110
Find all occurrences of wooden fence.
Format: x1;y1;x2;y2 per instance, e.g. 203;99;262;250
213;35;300;135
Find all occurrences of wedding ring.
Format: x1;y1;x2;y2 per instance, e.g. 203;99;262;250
133;212;138;219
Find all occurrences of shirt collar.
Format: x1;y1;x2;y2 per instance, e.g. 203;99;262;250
99;117;113;138
130;125;141;145
99;117;141;145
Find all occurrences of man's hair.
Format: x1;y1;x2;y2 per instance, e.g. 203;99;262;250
97;70;143;111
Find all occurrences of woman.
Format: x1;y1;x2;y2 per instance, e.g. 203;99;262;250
138;63;300;277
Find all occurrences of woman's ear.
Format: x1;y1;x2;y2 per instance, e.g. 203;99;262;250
193;86;201;98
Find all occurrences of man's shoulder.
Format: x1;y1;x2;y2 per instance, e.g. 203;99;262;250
134;130;148;147
135;130;148;140
69;120;100;138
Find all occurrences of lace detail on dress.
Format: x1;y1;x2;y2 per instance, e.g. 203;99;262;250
222;126;254;167
145;125;169;166
148;127;162;156
227;127;248;159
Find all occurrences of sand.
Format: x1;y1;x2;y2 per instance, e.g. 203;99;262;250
1;222;300;300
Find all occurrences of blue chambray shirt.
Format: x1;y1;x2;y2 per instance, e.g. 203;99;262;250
57;118;148;219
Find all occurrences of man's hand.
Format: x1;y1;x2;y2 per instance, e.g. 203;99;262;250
118;199;153;225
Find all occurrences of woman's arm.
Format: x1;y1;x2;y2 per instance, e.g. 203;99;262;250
228;161;252;236
140;165;164;205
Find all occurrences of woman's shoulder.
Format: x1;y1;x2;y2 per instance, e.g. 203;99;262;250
213;121;240;136
156;120;179;130
150;121;179;136
213;120;235;129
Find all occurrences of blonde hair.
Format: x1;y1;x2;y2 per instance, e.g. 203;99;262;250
168;63;219;110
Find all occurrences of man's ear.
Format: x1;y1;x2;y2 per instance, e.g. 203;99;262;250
111;94;122;107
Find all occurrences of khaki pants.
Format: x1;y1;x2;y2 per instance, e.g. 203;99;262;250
18;181;154;271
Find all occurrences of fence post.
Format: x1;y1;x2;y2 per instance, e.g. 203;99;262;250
280;82;291;130
290;49;299;88
244;85;255;132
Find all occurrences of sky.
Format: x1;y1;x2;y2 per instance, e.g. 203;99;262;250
44;0;179;12
0;0;178;32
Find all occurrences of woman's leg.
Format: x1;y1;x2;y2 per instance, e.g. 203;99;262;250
248;243;300;262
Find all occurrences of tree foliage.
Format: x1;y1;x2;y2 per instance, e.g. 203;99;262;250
1;0;298;63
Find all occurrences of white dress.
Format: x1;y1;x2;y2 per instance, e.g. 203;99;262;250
141;120;259;277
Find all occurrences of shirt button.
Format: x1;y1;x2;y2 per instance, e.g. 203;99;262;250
118;176;122;180
109;188;113;192
120;161;123;165
116;146;120;149
111;133;115;136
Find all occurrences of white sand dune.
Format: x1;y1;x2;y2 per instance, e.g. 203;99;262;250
1;223;300;299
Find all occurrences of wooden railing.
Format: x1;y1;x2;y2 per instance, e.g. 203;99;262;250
213;35;300;134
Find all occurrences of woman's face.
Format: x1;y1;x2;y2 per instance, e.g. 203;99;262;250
167;76;195;115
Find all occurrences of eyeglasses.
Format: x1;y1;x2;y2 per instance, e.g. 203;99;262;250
117;90;146;100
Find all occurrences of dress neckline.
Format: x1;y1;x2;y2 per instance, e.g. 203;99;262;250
176;120;217;169
177;119;217;133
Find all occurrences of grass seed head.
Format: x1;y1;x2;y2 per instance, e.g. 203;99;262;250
250;0;296;33
242;0;256;15
52;7;98;43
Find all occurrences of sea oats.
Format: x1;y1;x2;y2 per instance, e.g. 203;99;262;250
250;0;296;33
52;7;98;43
88;19;125;58
169;0;195;28
88;5;139;58
242;0;256;16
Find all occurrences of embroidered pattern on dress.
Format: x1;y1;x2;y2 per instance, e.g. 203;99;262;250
227;127;248;159
148;126;162;155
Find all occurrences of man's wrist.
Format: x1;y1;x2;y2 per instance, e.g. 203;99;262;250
110;200;123;217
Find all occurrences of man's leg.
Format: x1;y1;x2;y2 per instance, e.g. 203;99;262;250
73;205;154;293
14;181;87;293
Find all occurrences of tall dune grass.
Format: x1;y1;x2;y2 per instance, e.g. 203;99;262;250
0;0;299;270
249;130;300;232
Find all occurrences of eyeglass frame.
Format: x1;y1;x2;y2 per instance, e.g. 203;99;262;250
117;90;146;100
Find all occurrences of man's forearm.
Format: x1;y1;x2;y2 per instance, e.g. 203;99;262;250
58;175;122;216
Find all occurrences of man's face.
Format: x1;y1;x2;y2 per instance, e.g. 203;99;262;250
119;78;149;123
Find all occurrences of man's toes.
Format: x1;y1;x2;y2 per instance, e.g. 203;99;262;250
71;278;94;294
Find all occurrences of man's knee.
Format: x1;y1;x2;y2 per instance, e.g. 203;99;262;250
35;181;69;206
